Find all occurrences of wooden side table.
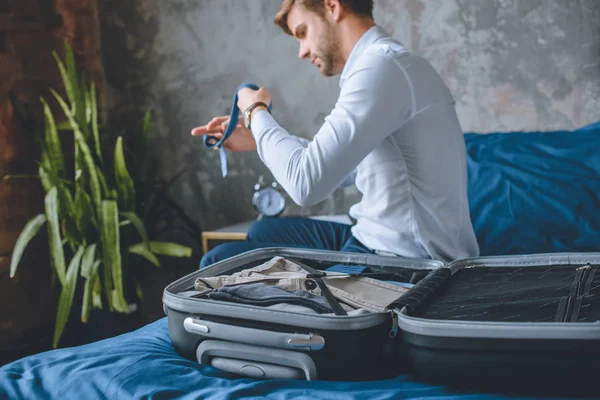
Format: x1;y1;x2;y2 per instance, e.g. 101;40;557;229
201;220;254;254
201;215;353;254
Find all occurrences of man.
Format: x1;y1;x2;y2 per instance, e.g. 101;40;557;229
192;0;479;268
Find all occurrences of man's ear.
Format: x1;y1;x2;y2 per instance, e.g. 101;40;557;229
324;0;344;22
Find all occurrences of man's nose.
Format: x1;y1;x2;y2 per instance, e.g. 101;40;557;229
298;43;309;60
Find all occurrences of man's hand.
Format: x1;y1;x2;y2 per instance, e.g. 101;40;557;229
191;116;257;152
237;87;272;113
191;87;272;152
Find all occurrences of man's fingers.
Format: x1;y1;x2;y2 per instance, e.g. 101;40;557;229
191;126;208;136
191;126;219;136
191;115;230;136
191;126;226;136
207;116;230;130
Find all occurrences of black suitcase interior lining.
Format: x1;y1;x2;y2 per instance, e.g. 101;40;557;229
411;264;599;323
395;258;600;397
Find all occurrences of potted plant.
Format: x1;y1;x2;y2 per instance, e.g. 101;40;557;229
8;41;194;348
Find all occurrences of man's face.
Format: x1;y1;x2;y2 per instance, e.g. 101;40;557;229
287;4;343;77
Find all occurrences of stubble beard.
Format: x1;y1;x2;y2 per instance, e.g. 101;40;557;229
317;25;342;77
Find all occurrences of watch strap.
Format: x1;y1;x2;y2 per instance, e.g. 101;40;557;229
245;102;270;128
245;101;271;115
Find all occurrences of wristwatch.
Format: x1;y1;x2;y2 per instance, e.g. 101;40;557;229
243;102;270;129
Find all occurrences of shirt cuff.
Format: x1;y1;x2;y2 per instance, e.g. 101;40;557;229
250;110;279;140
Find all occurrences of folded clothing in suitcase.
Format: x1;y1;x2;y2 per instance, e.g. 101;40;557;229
163;248;442;381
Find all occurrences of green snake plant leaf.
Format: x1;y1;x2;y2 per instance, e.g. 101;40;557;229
92;268;103;309
51;89;102;212
134;277;144;306
147;241;192;258
52;50;75;116
45;187;67;286
63;40;78;105
38;164;53;192
74;141;82;183
53;245;85;348
74;184;94;235
38;129;75;228
108;189;118;201
57;186;78;249
81;259;101;323
39;140;57;188
120;211;149;245
128;242;160;267
100;200;128;313
56;121;72;131
96;165;108;196
135;108;152;163
2;174;40;181
40;97;65;177
9;214;47;278
114;137;135;212
80;243;97;279
62;40;88;138
90;82;102;163
36;115;77;246
85;87;92;124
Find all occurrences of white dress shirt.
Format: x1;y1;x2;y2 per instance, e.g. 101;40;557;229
250;26;480;263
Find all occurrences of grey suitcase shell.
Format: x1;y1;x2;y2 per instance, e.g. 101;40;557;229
163;247;443;381
393;252;600;395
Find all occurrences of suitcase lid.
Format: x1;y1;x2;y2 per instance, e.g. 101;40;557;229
395;252;600;340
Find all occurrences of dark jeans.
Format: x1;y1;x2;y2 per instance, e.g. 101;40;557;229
199;217;372;269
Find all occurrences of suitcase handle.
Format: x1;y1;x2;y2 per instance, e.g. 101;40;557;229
197;340;317;380
183;317;325;351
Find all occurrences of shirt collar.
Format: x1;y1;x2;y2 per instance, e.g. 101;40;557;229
339;25;388;87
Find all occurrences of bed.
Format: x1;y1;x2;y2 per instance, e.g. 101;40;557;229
2;121;599;400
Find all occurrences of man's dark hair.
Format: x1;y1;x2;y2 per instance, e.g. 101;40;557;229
274;0;374;36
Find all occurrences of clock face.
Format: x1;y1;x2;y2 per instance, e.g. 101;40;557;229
253;187;285;217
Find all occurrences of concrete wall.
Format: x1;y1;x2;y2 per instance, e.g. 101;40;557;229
99;0;600;233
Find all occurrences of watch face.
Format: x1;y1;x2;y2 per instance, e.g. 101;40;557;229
253;187;285;217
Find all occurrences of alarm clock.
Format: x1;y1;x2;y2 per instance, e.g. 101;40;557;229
252;176;286;220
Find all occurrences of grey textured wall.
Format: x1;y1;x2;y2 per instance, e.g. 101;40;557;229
99;0;600;235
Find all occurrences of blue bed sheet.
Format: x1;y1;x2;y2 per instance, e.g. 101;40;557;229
0;318;580;400
467;121;600;256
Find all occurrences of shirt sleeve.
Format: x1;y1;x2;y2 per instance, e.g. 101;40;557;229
250;54;413;207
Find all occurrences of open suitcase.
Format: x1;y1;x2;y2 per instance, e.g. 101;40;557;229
163;248;600;393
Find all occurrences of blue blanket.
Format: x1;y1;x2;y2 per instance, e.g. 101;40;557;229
2;122;599;399
0;318;579;400
467;121;600;256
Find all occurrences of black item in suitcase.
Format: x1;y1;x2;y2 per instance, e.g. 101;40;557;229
163;248;442;381
394;253;600;396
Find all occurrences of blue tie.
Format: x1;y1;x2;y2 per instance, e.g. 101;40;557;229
203;82;273;177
